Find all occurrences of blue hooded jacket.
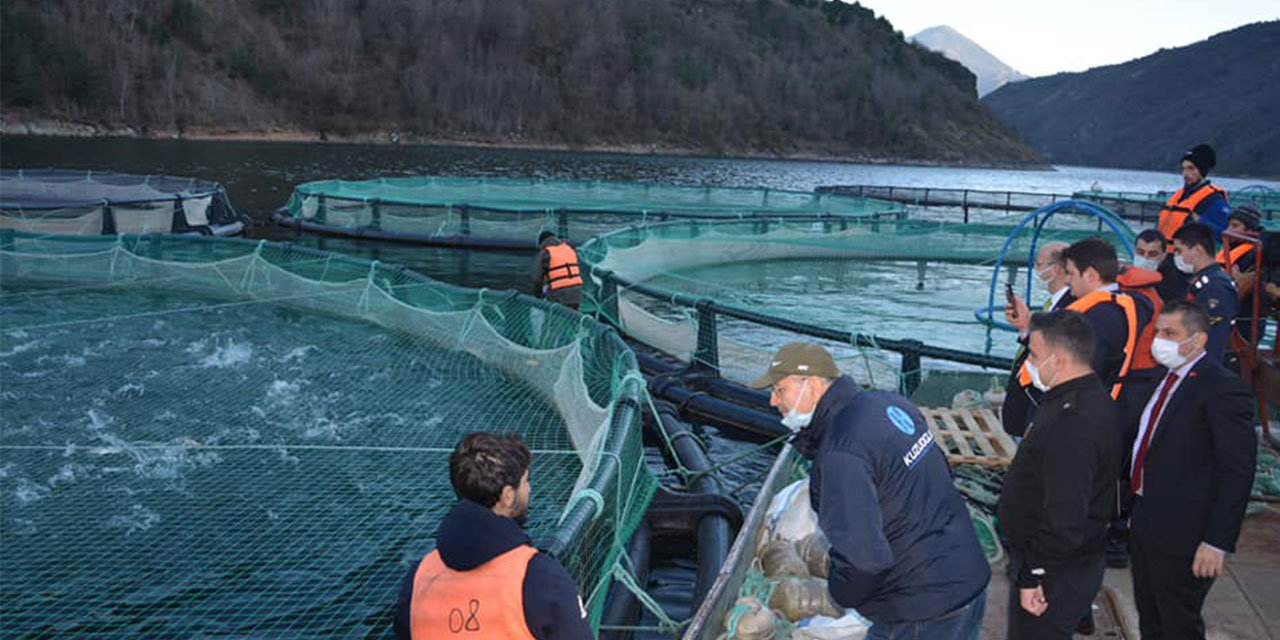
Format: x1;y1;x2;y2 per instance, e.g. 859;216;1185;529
792;376;990;624
394;499;591;640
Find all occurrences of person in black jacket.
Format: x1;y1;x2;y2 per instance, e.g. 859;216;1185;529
1127;301;1256;640
1134;229;1190;304
394;432;591;640
1001;241;1074;438
748;343;989;640
1172;222;1238;363
997;310;1124;639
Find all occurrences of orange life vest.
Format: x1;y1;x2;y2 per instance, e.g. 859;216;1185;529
1116;266;1162;372
1017;288;1139;399
409;545;539;640
543;243;583;291
1215;242;1252;272
1157;183;1228;248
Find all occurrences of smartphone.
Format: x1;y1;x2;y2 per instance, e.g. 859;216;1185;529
1005;282;1016;304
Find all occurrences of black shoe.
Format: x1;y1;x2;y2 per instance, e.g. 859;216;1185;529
1105;538;1130;569
1077;611;1096;635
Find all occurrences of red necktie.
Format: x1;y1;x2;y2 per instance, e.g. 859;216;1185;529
1130;371;1180;495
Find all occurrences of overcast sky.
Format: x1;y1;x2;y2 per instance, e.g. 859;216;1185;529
855;0;1279;77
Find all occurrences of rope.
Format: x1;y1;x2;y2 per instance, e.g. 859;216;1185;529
608;559;687;635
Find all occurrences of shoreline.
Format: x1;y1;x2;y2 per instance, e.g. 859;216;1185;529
0;116;1055;172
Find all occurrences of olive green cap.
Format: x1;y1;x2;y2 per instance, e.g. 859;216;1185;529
747;342;840;390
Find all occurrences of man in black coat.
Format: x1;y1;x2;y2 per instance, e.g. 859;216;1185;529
1001;241;1074;438
998;310;1124;639
1128;300;1256;640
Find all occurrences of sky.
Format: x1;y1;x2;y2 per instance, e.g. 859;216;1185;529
855;0;1279;78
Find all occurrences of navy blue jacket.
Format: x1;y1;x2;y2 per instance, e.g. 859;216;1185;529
792;376;990;624
1181;181;1231;240
394;500;591;640
1187;263;1238;363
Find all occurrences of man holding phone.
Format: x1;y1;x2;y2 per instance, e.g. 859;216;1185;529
1000;241;1073;438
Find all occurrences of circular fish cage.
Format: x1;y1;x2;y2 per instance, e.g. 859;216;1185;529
0;231;652;637
270;176;905;250
0;169;248;237
579;209;1135;400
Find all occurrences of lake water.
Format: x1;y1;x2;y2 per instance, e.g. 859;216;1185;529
0;281;574;637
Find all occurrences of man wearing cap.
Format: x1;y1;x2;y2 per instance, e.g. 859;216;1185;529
749;343;990;640
1157;143;1230;243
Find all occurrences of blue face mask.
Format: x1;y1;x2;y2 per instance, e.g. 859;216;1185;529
781;379;814;431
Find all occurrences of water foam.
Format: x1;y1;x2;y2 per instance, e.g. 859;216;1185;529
105;504;162;535
199;339;253;368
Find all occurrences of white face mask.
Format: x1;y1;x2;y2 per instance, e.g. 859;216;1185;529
1151;335;1197;369
1134;256;1160;271
1173;254;1195;274
1035;266;1054;283
780;379;814;432
1026;355;1054;392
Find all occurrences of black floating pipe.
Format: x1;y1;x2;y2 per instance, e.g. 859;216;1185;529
648;374;789;443
650;401;735;611
634;348;774;414
598;519;652;640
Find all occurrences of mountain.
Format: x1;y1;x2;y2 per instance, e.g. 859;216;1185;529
910;25;1028;97
0;0;1042;166
982;21;1280;177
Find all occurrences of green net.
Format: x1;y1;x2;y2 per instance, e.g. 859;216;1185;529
0;169;245;236
580;214;1134;393
0;231;655;636
278;176;905;246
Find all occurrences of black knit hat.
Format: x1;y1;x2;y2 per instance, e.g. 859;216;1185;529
1181;143;1216;176
1228;203;1263;231
537;230;556;244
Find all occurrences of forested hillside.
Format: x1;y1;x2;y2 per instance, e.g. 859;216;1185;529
983;21;1280;176
1;0;1041;164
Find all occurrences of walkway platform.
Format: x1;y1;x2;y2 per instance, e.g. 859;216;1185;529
981;503;1280;639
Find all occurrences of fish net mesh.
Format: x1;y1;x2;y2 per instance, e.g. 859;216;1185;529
0;231;654;637
0;169;239;235
277;176;905;245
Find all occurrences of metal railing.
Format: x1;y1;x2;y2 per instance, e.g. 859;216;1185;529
588;263;1014;396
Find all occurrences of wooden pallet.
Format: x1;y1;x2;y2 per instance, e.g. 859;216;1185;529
920;406;1018;467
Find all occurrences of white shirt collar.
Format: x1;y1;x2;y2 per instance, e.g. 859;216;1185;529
1169;350;1207;378
1049;286;1069;307
1100;282;1119;293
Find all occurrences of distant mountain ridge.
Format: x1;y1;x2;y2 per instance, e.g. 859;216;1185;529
982;21;1280;177
910;25;1028;97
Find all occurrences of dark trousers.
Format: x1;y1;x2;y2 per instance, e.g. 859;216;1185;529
1131;523;1215;640
866;587;986;640
1006;554;1105;640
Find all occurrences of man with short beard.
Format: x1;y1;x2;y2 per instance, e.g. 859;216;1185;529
395;432;591;640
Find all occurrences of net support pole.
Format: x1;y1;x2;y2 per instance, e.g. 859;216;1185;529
370;199;381;230
900;339;923;396
102;201;116;235
694;299;720;373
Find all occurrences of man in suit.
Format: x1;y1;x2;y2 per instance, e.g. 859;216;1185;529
1001;241;1074;438
1128;300;1256;640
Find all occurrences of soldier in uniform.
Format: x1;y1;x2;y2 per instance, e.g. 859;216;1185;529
1171;222;1238;363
